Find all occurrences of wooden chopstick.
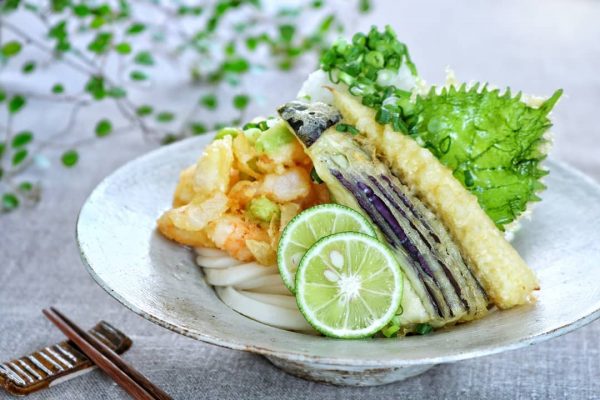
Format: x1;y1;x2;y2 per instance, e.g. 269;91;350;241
43;308;172;400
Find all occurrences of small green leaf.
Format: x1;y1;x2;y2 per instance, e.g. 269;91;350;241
85;76;105;100
0;143;5;158
136;105;153;116
12;148;28;166
51;0;69;12
8;95;26;114
73;4;90;17
117;1;129;17
225;41;236;56
222;58;249;74
233;94;250;110
48;21;67;40
51;83;65;94
93;4;111;16
358;0;371;13
2;0;21;13
126;23;146;35
278;59;293;71
190;122;207;135
114;42;132;54
318;14;335;34
130;70;147;81
87;32;113;54
52;35;70;51
118;3;130;18
61;150;79;167
89;16;106;29
200;94;218;110
2;41;22;57
2;193;19;211
0;89;6;102
21;61;36;74
156;111;175;123
11;131;33;147
95;119;112;137
18;181;33;192
278;24;296;43
133;51;154;66
177;5;203;15
106;86;126;98
245;37;258;51
161;134;179;145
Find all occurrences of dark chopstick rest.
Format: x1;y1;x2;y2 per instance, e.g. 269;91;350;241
0;320;132;396
43;308;172;400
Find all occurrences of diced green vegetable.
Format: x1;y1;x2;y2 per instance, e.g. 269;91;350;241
243;127;262;144
214;127;240;141
254;120;294;155
247;196;280;222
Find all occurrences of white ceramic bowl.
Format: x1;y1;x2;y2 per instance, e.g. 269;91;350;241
77;135;600;386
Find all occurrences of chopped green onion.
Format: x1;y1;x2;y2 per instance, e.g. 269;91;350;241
335;123;360;135
319;26;418;138
310;167;323;184
327;69;340;84
376;108;391;124
337;71;354;85
243;122;258;130
365;51;384;68
257;120;270;131
415;323;433;335
381;324;400;338
392;116;408;134
352;32;366;46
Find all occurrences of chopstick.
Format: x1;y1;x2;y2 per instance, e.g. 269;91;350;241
43;307;172;400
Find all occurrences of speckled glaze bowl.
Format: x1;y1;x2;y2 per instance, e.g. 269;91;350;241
77;135;600;386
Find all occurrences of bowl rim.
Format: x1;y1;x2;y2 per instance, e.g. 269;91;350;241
77;134;600;367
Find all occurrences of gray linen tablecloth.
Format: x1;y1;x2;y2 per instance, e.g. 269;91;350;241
1;0;599;398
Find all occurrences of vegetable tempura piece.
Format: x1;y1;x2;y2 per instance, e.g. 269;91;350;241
332;90;539;308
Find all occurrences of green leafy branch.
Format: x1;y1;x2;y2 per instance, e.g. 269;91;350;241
0;0;371;212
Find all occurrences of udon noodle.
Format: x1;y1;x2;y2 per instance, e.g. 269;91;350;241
195;247;313;332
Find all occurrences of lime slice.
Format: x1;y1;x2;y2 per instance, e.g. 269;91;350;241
278;204;376;293
295;232;403;338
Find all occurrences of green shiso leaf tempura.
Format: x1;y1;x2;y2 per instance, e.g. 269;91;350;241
405;85;562;230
